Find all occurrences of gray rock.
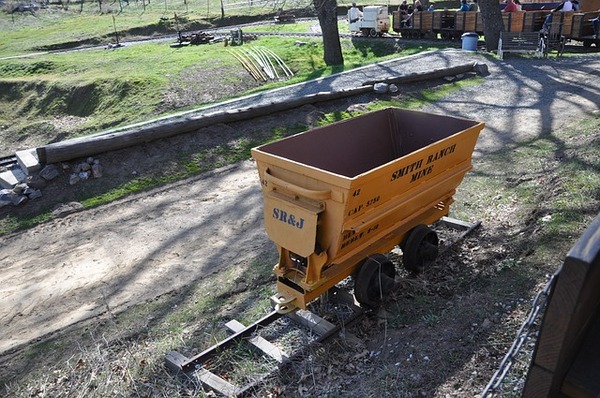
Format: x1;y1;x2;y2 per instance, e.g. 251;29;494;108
92;163;103;178
69;173;81;185
13;183;28;194
389;84;399;93
40;164;60;181
79;162;91;172
51;202;84;218
473;62;489;76
86;157;95;165
0;189;15;207
27;189;43;200
373;82;389;94
0;168;26;189
79;171;90;180
12;195;27;206
26;175;47;189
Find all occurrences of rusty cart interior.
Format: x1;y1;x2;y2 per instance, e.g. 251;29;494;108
251;107;485;312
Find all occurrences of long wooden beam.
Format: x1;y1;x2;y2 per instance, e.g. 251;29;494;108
37;62;478;164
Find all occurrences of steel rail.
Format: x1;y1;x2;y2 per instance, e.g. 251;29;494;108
175;309;283;374
0;155;18;169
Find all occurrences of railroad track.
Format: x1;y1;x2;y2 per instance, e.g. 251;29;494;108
0;154;18;170
166;286;364;397
165;216;479;397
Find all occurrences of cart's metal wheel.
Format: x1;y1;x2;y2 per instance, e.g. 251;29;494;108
354;254;396;308
402;224;439;273
369;29;378;38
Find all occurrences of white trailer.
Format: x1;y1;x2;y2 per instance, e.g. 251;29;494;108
348;5;390;37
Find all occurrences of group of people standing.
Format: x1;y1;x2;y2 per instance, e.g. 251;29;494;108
459;0;478;12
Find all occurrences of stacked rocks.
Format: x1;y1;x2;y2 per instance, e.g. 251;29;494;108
69;157;103;186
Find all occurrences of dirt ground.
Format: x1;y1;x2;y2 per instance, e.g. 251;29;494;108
1;51;600;396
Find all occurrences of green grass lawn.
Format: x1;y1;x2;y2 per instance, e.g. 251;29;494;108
0;24;448;142
0;0;313;57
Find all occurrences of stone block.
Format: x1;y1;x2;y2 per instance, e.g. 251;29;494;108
15;149;41;175
0;168;26;189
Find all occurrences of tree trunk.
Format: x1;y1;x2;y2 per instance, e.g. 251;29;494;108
478;0;504;51
313;0;344;66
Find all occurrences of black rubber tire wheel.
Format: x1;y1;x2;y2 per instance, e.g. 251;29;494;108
402;225;439;273
354;254;396;308
369;29;378;38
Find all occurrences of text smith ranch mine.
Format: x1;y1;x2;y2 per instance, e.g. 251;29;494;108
391;143;457;182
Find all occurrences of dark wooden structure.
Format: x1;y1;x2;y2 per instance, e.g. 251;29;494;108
390;10;600;48
497;31;542;60
523;213;600;397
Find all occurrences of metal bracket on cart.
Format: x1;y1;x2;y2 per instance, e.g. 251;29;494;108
271;292;297;314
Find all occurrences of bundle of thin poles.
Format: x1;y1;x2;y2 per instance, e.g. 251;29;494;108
229;46;294;82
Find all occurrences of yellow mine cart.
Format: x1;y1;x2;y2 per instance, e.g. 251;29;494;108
251;108;484;312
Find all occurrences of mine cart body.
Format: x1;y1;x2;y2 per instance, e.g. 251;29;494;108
251;108;484;310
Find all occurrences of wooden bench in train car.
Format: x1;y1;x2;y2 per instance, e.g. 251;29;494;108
454;11;481;34
523;10;551;32
497;31;542;60
523;212;600;397
572;12;600;47
502;11;526;32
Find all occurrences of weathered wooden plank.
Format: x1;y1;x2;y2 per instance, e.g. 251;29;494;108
287;309;336;337
225;319;289;363
441;216;477;230
561;308;600;397
196;367;237;397
533;259;588;370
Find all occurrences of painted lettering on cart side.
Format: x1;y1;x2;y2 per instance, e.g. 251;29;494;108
390;144;457;183
272;208;305;229
347;195;381;217
426;144;456;165
340;223;380;250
